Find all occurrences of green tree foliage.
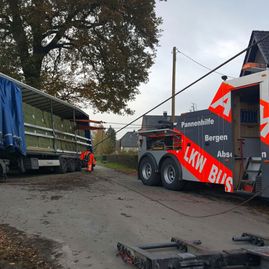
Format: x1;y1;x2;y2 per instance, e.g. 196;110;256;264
93;126;116;154
0;0;161;114
93;127;107;155
105;126;116;154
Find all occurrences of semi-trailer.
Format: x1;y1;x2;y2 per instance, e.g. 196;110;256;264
138;70;269;198
0;72;92;177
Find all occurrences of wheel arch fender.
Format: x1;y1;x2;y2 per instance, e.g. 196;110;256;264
138;153;159;173
159;153;182;178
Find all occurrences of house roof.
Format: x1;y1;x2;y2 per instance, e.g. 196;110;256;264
240;31;269;77
120;131;138;148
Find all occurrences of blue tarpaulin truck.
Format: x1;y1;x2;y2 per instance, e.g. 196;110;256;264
0;72;92;178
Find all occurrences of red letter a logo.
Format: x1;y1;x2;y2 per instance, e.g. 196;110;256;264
209;83;234;122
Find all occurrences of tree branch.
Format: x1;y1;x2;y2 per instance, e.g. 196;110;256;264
0;22;10;30
54;42;74;49
7;0;29;60
43;3;103;53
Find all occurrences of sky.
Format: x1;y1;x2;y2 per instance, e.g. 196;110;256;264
86;0;269;139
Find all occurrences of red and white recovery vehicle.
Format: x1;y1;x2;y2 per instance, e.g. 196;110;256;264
138;70;269;198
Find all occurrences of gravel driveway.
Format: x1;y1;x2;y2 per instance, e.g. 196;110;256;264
0;166;269;268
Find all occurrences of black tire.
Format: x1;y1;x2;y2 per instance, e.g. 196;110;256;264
68;159;76;172
0;165;6;182
75;160;82;171
56;158;68;174
161;158;185;191
138;156;160;186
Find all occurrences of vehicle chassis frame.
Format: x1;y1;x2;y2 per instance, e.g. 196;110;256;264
117;236;269;269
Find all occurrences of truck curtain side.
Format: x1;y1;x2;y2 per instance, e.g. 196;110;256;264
0;73;92;176
138;70;269;198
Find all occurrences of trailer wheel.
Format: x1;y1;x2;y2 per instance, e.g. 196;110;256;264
161;158;185;191
68;159;76;172
75;160;82;171
56;158;68;174
138;156;160;186
0;165;6;182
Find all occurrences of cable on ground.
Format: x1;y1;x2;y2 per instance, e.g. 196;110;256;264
111;178;269;219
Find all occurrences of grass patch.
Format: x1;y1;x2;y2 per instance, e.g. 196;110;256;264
98;161;136;175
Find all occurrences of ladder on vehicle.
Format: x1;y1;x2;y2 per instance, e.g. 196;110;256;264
240;157;262;192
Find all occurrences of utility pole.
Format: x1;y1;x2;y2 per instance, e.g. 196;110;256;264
171;46;176;123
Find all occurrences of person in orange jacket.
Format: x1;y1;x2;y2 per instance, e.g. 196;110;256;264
80;148;96;172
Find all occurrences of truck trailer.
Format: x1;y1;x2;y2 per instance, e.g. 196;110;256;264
138;70;269;198
0;72;92;177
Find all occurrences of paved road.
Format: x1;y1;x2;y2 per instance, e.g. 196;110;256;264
0;166;269;268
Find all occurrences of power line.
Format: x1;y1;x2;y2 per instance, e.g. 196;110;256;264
103;122;142;126
93;123;162;129
94;32;269;148
110;127;140;130
176;48;236;79
96;121;175;129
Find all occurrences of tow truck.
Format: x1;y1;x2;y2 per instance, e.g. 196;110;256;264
138;69;269;198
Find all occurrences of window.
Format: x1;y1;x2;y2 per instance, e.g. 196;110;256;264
240;110;258;123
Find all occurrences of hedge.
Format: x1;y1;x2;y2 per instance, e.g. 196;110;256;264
99;154;138;169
